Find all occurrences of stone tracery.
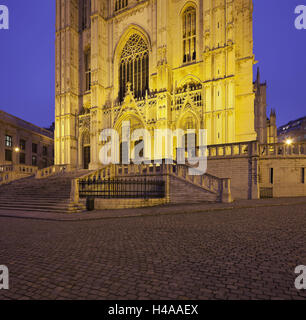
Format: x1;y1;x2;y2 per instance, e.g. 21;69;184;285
119;34;149;102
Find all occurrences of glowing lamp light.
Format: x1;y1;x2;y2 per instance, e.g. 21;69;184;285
285;139;293;146
14;147;20;153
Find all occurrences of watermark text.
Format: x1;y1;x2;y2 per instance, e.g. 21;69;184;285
295;265;306;290
0;5;9;30
99;122;208;175
295;5;306;29
0;265;9;290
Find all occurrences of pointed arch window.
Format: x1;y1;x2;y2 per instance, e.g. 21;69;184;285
183;7;196;63
115;0;128;12
85;50;91;92
82;0;91;30
119;34;149;102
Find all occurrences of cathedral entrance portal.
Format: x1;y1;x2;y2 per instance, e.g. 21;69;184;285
83;146;90;170
81;131;91;170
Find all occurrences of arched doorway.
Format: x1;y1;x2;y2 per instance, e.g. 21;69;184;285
178;110;199;159
81;131;91;169
119;139;144;164
115;114;145;164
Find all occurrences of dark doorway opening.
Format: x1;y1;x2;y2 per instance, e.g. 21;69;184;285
83;146;90;169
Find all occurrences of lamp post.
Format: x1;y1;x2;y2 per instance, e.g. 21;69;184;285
13;147;20;168
285;138;294;156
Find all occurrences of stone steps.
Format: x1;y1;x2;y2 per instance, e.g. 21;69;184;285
168;174;219;204
84;164;223;206
0;205;82;214
0;206;85;214
0;199;72;205
0;170;90;213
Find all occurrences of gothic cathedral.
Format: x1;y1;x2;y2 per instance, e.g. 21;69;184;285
55;0;257;170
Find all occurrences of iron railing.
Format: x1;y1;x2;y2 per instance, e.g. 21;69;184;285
260;187;273;199
79;178;165;199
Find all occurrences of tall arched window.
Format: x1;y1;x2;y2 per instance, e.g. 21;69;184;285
119;34;149;102
183;7;196;63
82;0;91;30
84;50;91;92
115;0;128;12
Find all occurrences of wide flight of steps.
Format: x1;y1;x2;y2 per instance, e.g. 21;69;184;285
0;170;90;214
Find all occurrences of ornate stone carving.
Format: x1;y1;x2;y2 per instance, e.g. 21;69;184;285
79;115;91;131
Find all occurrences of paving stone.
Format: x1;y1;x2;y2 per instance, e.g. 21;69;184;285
0;202;306;300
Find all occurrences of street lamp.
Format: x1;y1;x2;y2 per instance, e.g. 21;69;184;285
13;147;20;167
285;138;293;146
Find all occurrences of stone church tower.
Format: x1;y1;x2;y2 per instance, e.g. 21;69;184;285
55;0;257;169
254;67;278;144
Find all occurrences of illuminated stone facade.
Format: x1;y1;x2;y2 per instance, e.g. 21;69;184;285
55;0;257;169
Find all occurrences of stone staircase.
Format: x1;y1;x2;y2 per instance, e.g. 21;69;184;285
73;162;232;206
0;170;90;213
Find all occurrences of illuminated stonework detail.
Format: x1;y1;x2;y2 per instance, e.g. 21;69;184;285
183;7;196;63
54;0;258;169
82;0;91;30
85;50;91;92
119;34;149;102
115;0;128;12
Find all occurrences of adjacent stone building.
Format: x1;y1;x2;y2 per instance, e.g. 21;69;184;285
0;110;54;169
278;116;306;144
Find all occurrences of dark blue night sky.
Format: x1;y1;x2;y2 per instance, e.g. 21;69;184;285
0;0;305;128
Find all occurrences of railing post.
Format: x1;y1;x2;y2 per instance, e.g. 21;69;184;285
144;178;147;199
70;179;79;204
221;178;233;203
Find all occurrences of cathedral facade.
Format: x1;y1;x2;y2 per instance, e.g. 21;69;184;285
55;0;257;170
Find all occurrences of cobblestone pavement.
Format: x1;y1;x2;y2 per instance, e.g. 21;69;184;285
0;203;306;300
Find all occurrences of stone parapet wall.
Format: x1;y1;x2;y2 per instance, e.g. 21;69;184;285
0;165;38;185
259;158;306;198
206;157;258;200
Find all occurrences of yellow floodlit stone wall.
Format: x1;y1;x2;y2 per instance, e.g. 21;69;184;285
55;0;257;169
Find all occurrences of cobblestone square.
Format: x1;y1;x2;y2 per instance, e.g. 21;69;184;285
0;201;306;300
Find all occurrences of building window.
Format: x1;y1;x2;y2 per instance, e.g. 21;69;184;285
32;143;38;154
20;139;26;151
183;7;196;63
302;168;305;184
19;153;26;165
85;50;91;92
270;168;274;185
43;146;48;157
32;155;37;166
5;149;12;162
115;0;128;11
82;0;91;30
43;158;48;168
119;33;149;102
5;135;12;147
